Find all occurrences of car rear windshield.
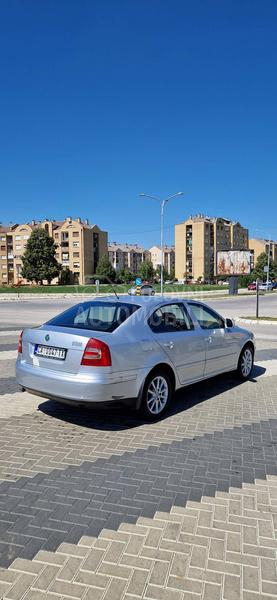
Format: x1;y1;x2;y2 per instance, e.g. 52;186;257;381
46;301;140;333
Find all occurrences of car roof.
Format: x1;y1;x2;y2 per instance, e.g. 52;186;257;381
79;295;197;308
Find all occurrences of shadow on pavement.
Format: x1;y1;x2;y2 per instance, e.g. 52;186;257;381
38;365;266;431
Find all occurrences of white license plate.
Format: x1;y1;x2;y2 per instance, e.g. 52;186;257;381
34;344;67;360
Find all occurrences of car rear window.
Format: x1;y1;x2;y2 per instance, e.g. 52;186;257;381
46;301;140;333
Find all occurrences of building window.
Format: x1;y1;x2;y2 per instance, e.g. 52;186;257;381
73;262;80;268
15;236;21;240
54;233;59;239
73;252;79;258
73;241;79;248
23;235;29;240
72;232;79;238
15;245;21;250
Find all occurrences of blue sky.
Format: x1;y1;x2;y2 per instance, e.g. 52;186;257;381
0;0;277;247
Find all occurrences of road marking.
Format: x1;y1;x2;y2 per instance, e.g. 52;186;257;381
0;330;21;337
0;350;17;360
255;360;277;376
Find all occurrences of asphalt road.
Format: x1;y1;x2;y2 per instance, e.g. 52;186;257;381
0;292;276;330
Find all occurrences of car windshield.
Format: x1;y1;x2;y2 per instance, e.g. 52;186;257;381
46;301;140;333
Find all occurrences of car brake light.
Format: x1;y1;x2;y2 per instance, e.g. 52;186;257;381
18;330;23;354
81;338;112;367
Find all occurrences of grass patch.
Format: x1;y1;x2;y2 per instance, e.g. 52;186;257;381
0;283;229;294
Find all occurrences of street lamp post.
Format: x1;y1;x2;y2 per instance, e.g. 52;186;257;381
139;192;184;294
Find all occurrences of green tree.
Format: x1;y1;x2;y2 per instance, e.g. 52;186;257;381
139;260;155;282
21;228;61;285
96;254;116;282
59;267;72;285
238;273;253;288
117;268;134;284
252;252;277;281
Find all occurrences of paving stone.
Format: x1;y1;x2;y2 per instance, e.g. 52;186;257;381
101;578;127;600
243;565;260;592
32;565;61;591
5;573;36;600
126;569;148;595
223;574;241;600
203;582;221;600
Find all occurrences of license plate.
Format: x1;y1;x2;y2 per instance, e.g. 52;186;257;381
34;344;67;360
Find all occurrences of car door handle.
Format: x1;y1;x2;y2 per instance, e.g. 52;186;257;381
204;336;212;343
163;341;175;349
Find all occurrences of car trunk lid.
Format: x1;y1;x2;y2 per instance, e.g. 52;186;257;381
21;326;112;375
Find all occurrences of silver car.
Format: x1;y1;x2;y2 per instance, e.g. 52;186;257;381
128;284;155;296
16;296;255;420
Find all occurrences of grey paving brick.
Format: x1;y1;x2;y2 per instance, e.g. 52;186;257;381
126;569;148;595
103;578;127;600
5;573;36;600
32;565;60;591
145;583;182;599
203;582;221;600
49;579;87;598
223;574;241;600
243;565;260;592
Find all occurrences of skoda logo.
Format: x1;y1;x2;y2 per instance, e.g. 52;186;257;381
45;334;50;342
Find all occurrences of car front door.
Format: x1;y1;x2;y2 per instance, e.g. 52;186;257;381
188;302;238;377
148;303;205;385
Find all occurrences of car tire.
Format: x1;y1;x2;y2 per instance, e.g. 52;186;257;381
237;344;254;380
140;369;172;420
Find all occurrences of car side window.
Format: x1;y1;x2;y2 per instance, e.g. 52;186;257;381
188;303;225;330
148;303;194;333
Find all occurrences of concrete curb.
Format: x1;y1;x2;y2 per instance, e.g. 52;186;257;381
235;317;277;326
0;290;231;301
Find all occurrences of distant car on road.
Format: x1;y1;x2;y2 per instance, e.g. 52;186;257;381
248;281;274;291
128;284;155;296
258;281;274;291
16;296;255;420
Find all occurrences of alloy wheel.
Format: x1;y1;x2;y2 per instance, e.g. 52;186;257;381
241;347;253;377
146;375;169;415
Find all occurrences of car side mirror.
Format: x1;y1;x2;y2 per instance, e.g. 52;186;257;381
225;318;234;328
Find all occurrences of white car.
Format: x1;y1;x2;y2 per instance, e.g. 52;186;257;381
16;296;255;420
258;282;273;291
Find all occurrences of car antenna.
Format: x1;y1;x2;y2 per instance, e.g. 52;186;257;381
111;282;119;300
98;276;119;300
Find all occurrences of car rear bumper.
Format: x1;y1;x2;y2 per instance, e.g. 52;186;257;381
16;359;141;404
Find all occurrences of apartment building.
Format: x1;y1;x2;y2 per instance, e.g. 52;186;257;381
249;238;277;265
175;214;249;282
108;243;150;274
148;246;175;276
0;217;108;285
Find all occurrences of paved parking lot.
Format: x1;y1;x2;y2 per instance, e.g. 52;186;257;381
0;300;277;600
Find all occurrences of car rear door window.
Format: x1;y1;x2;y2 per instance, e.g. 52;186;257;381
148;303;193;333
188;303;225;329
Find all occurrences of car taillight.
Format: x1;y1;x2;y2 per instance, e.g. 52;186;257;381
81;338;112;367
18;330;23;354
